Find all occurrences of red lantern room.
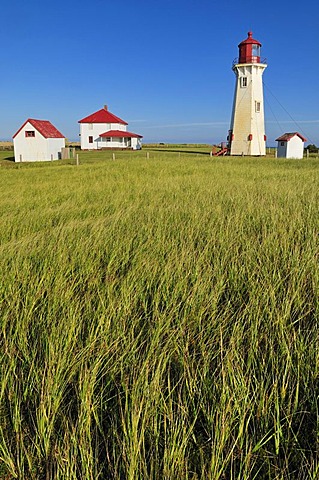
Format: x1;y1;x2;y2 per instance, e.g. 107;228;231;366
238;31;261;63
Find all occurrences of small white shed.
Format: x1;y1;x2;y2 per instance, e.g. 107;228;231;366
13;119;65;162
275;132;307;159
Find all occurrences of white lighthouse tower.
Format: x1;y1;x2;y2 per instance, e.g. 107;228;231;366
228;31;267;156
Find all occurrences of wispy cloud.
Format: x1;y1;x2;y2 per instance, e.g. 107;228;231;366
266;119;319;124
127;119;148;123
129;120;319;129
142;121;229;129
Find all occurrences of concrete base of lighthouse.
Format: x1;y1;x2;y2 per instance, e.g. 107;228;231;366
230;138;266;156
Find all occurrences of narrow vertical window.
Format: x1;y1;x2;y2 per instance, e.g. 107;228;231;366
241;77;247;88
89;136;93;143
255;102;261;112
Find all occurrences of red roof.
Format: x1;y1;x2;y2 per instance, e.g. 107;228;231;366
78;108;128;125
239;31;261;47
275;132;307;142
13;119;65;139
100;130;143;138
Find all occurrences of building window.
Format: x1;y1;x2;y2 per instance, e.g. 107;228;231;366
252;44;260;57
89;136;93;143
281;142;285;147
105;137;111;142
25;130;35;137
241;77;247;88
88;123;93;130
255;101;261;112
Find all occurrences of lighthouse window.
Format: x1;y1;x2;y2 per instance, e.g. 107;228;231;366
255;102;261;112
252;45;260;57
241;77;247;88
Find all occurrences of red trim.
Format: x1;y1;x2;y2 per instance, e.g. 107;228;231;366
248;134;253;141
264;135;267;141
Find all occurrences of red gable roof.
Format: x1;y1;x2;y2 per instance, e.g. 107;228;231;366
275;132;307;142
100;130;143;138
78;107;128;125
13;119;65;139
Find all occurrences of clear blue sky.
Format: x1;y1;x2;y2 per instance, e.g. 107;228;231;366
1;0;318;145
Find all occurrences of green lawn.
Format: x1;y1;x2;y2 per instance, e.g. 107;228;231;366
1;149;319;479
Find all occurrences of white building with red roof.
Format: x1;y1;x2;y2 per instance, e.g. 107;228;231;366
78;105;143;150
275;132;306;159
13;119;65;162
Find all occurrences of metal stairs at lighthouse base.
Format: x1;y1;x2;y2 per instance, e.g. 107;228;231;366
212;147;229;156
211;143;229;156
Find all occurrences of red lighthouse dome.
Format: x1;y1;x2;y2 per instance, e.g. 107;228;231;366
238;31;262;63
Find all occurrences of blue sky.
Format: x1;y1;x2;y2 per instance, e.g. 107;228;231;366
1;0;318;145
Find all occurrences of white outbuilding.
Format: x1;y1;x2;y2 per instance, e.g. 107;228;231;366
13;119;65;162
78;105;143;150
275;132;307;159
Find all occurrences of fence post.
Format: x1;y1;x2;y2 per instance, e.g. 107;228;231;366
112;153;116;160
76;154;79;166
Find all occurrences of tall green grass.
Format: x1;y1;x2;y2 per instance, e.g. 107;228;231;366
0;150;319;479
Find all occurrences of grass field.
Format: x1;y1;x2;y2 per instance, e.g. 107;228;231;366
0;148;319;479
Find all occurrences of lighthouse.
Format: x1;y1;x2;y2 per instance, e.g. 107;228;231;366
228;31;267;156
